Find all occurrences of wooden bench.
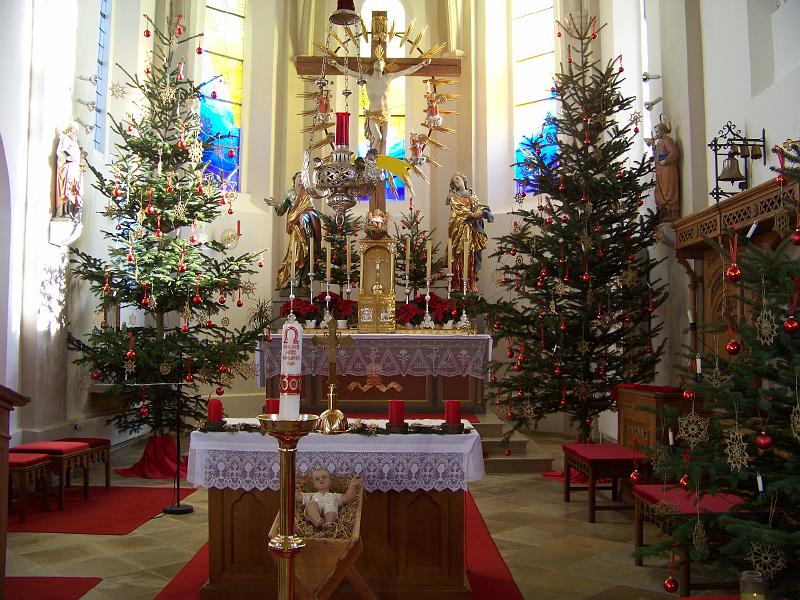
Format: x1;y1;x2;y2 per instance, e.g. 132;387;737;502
10;441;92;509
563;442;650;523
8;453;50;522
56;437;111;488
633;484;742;595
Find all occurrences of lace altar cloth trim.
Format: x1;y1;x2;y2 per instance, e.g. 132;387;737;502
187;421;485;492
256;333;493;385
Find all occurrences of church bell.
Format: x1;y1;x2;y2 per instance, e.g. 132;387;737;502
719;153;745;182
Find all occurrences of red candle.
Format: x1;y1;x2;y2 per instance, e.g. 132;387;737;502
265;397;280;414
388;399;404;425
444;400;461;425
237;220;241;235
335;112;350;147
208;398;223;422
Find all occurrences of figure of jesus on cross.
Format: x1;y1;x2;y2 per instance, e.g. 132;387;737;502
331;54;430;156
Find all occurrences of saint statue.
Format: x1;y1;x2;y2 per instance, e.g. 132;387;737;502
447;173;492;293
54;122;85;221
648;115;680;221
265;173;321;289
331;55;431;154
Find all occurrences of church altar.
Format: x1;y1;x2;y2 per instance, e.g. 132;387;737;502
188;420;484;599
256;333;492;414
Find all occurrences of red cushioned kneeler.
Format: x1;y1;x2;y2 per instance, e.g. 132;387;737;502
56;437;111;488
11;441;92;509
563;442;650;523
633;484;743;595
8;453;50;522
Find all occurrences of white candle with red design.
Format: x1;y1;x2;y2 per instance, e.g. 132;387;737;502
278;318;304;419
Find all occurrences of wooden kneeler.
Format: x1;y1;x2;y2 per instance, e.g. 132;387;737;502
268;475;376;600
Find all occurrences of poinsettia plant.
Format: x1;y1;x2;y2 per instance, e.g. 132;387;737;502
279;298;322;321
396;293;457;326
396;303;425;326
312;291;357;323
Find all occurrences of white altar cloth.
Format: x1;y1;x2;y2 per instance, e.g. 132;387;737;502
188;419;485;493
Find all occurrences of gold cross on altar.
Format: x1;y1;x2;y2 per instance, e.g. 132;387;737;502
295;10;461;213
311;318;354;383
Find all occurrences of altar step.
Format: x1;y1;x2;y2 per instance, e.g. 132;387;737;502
473;420;554;474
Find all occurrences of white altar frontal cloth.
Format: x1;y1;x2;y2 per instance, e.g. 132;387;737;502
188;419;485;493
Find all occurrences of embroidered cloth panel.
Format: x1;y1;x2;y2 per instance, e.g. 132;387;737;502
188;419;485;493
255;334;493;384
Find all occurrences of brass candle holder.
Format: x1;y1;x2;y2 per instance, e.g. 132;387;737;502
317;383;349;434
258;413;319;600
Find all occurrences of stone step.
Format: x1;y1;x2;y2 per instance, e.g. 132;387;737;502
472;421;504;438
484;454;554;474
480;436;529;455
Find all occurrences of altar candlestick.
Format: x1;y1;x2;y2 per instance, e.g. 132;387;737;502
309;237;314;273
326;243;332;281
463;240;469;289
444;400;461;425
426;240;432;281
290;241;296;281
447;239;453;273
388;399;405;425
207;397;223;423
346;236;351;272
406;236;411;278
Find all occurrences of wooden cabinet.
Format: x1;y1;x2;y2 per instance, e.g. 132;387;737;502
616;386;688;449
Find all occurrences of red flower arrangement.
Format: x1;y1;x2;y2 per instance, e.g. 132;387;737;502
313;292;357;323
396;293;457;326
279;298;321;320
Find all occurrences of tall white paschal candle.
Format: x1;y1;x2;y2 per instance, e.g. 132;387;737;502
278;317;304;419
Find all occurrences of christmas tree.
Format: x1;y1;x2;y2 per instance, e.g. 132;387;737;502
484;13;666;443
316;209;362;293
68;14;268;467
392;207;446;297
640;165;800;595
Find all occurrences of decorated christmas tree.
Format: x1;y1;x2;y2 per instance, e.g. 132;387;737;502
484;13;666;443
68;14;268;475
393;207;446;297
640;160;800;595
315;209;362;293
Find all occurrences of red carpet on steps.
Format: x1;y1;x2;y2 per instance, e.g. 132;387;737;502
348;411;480;423
5;576;101;599
156;491;521;600
9;486;194;535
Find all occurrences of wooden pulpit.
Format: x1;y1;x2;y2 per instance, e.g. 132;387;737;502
0;384;30;589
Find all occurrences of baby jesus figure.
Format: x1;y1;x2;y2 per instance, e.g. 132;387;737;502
298;468;363;529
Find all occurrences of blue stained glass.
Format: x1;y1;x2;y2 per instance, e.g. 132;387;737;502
515;111;558;191
200;96;241;189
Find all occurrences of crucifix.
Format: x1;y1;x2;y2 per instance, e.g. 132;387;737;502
295;10;461;213
311;318;354;433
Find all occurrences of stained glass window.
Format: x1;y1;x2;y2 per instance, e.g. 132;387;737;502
94;0;112;152
512;0;557;186
200;0;246;189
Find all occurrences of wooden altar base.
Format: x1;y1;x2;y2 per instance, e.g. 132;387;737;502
201;488;470;600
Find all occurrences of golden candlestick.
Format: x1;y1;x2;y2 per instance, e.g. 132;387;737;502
258;414;319;600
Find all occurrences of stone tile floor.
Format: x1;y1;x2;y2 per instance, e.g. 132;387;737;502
7;433;723;599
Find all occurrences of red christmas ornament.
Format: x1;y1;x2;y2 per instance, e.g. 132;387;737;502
139;406;149;416
663;576;678;593
553;366;562;377
218;295;226;305
517;389;524;398
513;364;521;372
236;299;244;308
559;398;567;407
726;339;741;356
506;349;514;359
682;389;694;401
504;448;512;456
175;25;183;36
510;248;516;256
623;313;633;324
545;216;554;225
113;185;122;198
559;321;567;333
560;214;570;223
227;149;235;158
218;364;227;374
197;183;205;194
616;170;625;178
181;324;189;333
584;417;593;425
206;319;214;328
90;370;100;381
166;185;173;194
627;253;635;262
196;46;203;55
126;252;134;263
185;373;194;383
501;276;509;284
725;263;742;283
193;294;202;304
597;248;605;258
258;259;264;268
645;345;653;354
144;28;151;38
633;126;639;134
216;386;225;396
679;473;689;489
755;431;773;450
629;468;641;484
562;273;570;283
505;411;513;420
536;278;546;290
227;207;234;215
490;375;497;383
210;90;217;99
791;229;800;246
178;264;186;273
784;315;799;334
580;272;591;283
598;367;606;378
126;350;136;361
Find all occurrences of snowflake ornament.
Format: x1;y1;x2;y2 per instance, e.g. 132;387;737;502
159;85;177;104
746;542;786;579
239;280;257;297
554;280;567;296
123;359;136;376
159;362;172;375
575;379;593;401
521;400;535;419
692;519;709;554
650;445;670;478
724;430;749;471
188;141;204;164
620;267;639;287
754;307;777;346
790;400;800;442
705;358;733;388
127;314;137;326
577;340;590;355
629;111;642;127
578;230;593;251
110;82;127;99
678;409;709;449
174;200;187;221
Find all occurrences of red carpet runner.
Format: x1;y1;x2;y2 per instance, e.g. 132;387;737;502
115;434;188;479
9;486;194;535
5;576;101;599
156;491;521;599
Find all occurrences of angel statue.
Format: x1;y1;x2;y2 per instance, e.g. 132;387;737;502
265;173;322;289
331;53;431;155
54;122;85;221
646;114;681;221
447;173;493;293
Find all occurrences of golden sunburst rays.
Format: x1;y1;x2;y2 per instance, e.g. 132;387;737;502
398;18;416;47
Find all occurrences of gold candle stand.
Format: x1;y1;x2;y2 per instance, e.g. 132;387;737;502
258;414;319;600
